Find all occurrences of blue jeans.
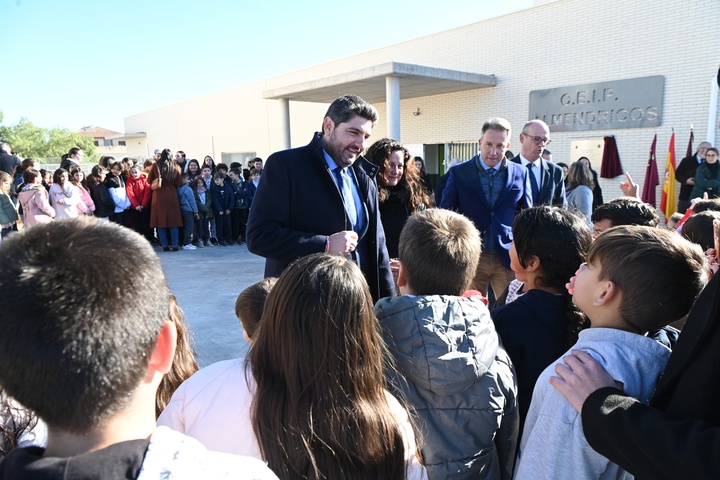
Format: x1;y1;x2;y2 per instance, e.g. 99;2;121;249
157;227;179;248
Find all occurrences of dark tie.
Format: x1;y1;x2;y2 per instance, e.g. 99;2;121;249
334;166;358;230
527;163;539;201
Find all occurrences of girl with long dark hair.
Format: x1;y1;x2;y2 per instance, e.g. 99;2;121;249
158;253;425;479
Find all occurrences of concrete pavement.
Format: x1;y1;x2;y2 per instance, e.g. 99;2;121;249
158;242;265;367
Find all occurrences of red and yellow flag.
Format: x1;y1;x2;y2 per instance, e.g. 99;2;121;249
660;132;677;218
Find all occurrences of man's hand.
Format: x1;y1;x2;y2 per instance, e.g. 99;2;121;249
389;258;400;283
549;349;623;413
619;171;638;198
327;231;359;255
686;177;695;185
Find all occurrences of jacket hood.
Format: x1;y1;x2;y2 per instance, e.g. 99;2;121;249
18;185;45;202
375;294;499;395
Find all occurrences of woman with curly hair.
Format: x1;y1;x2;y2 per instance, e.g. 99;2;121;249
365;138;429;259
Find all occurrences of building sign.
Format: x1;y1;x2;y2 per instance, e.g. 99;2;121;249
529;76;664;132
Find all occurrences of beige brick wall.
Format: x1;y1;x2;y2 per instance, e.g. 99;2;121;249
126;0;720;205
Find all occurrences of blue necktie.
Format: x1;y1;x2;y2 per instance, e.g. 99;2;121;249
334;167;358;230
527;163;540;201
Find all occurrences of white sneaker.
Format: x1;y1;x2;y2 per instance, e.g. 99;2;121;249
182;244;197;250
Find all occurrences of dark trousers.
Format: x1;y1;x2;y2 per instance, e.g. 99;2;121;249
131;207;152;242
195;214;211;242
215;212;232;244
110;209;130;228
180;210;195;245
231;208;248;242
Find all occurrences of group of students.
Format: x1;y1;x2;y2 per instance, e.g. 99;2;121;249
1;181;718;479
0;148;263;251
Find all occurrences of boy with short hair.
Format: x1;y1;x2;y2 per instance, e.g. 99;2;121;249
375;208;518;479
227;168;252;245
234;277;277;345
514;226;708;480
591;197;659;235
0;217;277;479
211;171;233;246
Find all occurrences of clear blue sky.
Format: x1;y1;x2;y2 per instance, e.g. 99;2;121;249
1;0;532;133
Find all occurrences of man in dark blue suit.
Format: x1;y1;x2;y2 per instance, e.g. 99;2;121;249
440;117;532;297
511;119;565;207
246;95;394;302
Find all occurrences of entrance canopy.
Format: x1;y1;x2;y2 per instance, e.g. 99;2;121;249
262;62;496;145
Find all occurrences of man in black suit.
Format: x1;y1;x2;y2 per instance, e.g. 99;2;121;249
511;120;565;207
0;142;20;176
246;95;394;302
676;141;711;212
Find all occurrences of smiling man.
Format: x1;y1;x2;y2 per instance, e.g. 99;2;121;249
246;94;394;302
440;117;532;298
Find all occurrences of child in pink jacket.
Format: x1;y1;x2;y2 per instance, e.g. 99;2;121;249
18;170;55;227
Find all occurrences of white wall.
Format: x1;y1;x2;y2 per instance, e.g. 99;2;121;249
125;0;720;203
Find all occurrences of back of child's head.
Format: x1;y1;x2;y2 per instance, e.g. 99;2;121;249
589;226;708;332
513;206;592;347
229;162;241;170
692;198;720;214
666;212;684;230
0;171;11;194
513;206;592;291
235;278;278;341
22;168;40;185
0;217;171;434
181;172;189;182
591;197;659;227
682;211;720;251
399;208;480;295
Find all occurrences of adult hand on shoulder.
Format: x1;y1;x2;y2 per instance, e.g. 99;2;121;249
619;171;638;198
327;231;359;255
549;349;623;413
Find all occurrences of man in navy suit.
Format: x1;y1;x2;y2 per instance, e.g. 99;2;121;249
511;119;566;207
246;95;394;302
440;117;532;297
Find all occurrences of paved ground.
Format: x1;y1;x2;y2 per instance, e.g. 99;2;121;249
158;243;265;367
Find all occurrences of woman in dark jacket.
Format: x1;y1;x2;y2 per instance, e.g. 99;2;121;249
366;138;429;259
87;166;115;220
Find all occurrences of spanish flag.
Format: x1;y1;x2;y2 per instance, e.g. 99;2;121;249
660;132;677;218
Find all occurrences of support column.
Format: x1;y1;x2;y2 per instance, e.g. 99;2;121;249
707;75;718;147
386;76;401;141
279;97;291;150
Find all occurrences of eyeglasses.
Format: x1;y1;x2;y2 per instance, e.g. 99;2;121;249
523;133;551;146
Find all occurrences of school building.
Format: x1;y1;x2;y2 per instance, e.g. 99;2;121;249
122;0;720;204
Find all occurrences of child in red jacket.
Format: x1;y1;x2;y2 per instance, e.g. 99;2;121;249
126;164;152;242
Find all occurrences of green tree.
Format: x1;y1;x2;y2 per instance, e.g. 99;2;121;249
0;111;97;163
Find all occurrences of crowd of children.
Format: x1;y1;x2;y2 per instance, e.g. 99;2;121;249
0;148;261;250
2;142;720;478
